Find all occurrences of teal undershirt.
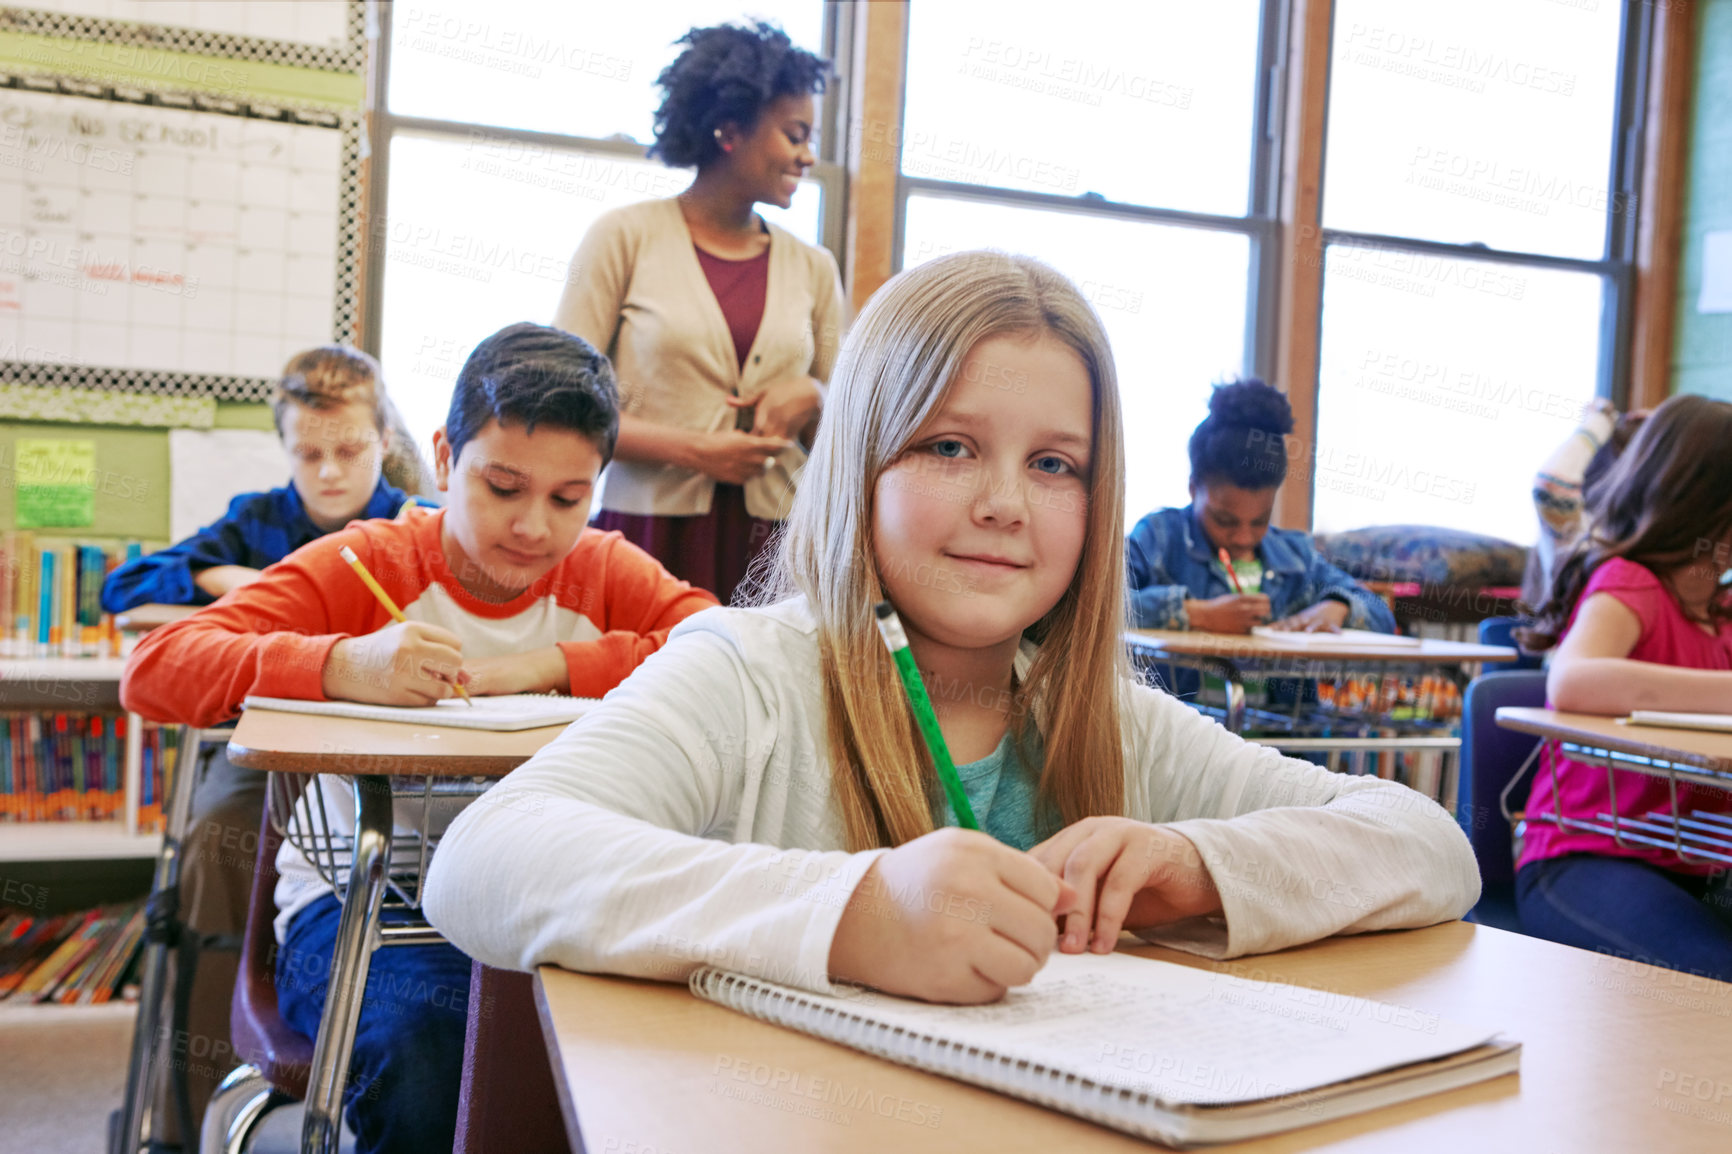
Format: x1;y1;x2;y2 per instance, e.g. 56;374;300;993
936;730;1060;850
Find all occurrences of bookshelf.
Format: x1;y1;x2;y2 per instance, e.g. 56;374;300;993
0;655;164;861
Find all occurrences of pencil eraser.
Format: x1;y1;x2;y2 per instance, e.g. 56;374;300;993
339;545;358;563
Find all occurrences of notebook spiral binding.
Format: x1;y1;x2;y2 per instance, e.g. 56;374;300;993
688;968;1185;1144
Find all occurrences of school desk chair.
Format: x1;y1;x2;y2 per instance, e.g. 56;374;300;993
1458;669;1548;932
200;802;315;1153
112;724;242;1154
1477;616;1544;671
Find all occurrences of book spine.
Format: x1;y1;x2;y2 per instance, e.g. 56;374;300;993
36;549;52;652
60;543;75;658
0;532;11;659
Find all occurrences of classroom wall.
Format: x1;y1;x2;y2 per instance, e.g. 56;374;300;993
0;18;363;545
1672;0;1732;401
0;402;274;542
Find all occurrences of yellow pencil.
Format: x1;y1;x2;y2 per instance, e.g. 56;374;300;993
338;544;473;705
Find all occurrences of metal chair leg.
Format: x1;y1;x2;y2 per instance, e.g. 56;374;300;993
203;1064;294;1154
113;724;209;1154
301;774;394;1154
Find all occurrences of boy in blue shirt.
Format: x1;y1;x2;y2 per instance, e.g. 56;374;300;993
103;346;419;611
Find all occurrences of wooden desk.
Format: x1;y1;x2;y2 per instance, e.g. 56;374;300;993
226;705;564;1154
1493;706;1732;868
1128;629;1516;666
537;921;1732;1153
1126;630;1514;736
113;603;197;632
226;706;569;777
1494;707;1732;777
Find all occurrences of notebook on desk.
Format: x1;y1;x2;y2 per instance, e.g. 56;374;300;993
691;951;1518;1147
242;694;597;732
1625;710;1732;734
1250;627;1422;648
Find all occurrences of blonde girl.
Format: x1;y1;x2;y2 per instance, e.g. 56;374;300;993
426;252;1476;1003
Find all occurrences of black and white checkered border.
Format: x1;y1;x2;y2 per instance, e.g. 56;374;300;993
0;85;362;401
0;1;366;73
0;362;276;401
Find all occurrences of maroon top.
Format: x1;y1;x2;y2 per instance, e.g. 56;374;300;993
694;244;770;369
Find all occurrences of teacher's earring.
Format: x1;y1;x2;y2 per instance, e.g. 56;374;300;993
714;127;732;153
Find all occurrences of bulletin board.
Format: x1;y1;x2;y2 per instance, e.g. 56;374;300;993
0;2;365;71
0;79;361;401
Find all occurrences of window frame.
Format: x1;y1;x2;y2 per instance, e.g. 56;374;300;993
887;0;1658;531
891;0;1293;387
357;0;851;356
1313;0;1656;411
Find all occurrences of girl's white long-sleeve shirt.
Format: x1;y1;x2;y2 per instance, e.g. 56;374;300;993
423;599;1480;994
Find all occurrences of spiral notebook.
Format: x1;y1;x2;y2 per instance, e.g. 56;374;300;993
1626;710;1732;735
242;694;596;732
690;951;1518;1147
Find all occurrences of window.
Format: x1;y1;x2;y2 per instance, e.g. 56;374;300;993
1312;0;1639;542
370;1;837;454
897;0;1278;529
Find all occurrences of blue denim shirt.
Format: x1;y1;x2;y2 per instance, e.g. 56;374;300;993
100;478;422;612
1126;505;1395;633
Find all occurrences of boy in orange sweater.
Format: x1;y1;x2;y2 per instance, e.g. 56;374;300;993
122;322;717;1154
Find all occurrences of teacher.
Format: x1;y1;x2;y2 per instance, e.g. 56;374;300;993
554;20;844;605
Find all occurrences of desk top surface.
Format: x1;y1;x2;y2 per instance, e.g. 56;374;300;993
1127;628;1516;664
113;603;197;631
1496;706;1732;773
225;706;564;776
536;921;1732;1153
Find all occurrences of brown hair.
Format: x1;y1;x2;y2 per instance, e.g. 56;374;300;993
272;345;386;433
272;345;440;497
1519;394;1732;651
763;251;1128;851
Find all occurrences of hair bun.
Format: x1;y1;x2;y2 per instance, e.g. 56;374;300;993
1207;379;1293;436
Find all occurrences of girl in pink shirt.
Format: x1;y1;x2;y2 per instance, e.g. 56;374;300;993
1516;394;1732;980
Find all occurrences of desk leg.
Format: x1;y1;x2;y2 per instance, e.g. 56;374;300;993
301;775;393;1154
112;725;205;1154
1204;659;1246;733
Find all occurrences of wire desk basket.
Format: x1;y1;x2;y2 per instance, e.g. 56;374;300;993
267;770;495;918
1504;738;1732;867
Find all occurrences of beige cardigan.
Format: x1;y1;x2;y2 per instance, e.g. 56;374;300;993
553;197;845;520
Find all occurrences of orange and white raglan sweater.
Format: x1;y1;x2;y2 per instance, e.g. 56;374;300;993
121;505;719;938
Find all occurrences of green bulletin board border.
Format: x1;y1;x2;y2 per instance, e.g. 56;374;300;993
0;30;364;109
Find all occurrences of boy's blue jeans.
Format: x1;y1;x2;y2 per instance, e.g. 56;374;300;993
276;893;472;1154
1515;854;1732;983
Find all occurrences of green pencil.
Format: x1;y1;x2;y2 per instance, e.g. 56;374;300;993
873;601;980;830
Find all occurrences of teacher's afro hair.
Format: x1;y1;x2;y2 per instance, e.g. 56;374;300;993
650;21;830;169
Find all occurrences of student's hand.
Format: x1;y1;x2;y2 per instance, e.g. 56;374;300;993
458;648;569;697
689;429;798;485
194;565;264;597
827;828;1078;1005
1184;594;1271;634
726;376;823;441
1030;819;1222;954
1268;599;1350;633
321;620;466;705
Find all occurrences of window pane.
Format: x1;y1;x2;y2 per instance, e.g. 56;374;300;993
380;133;822;454
902;195;1250;529
388;1;825;141
1323;0;1623;260
1313;242;1604;543
901;0;1263;215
